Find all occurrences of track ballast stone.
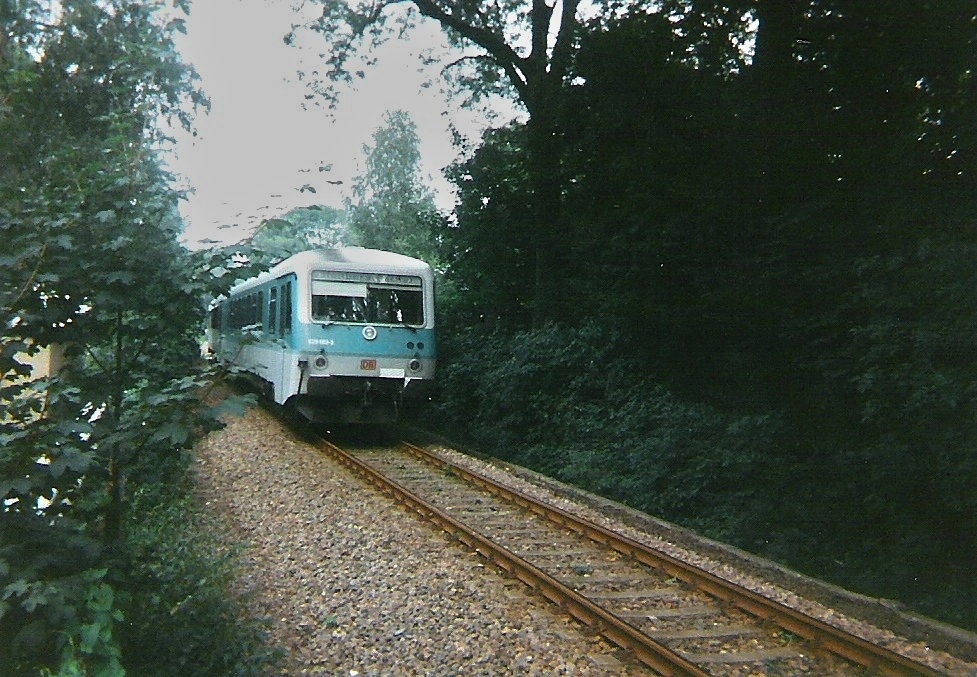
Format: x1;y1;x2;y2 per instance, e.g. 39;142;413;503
193;406;652;676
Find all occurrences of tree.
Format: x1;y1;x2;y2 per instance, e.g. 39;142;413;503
345;109;442;264
441;124;535;328
251;205;347;260
298;0;601;325
747;1;977;211
0;1;249;672
434;1;977;629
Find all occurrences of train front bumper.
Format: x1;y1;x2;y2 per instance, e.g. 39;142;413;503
305;374;436;400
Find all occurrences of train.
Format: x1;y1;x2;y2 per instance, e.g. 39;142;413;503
207;248;436;424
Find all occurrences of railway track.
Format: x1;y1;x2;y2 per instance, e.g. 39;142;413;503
314;436;940;676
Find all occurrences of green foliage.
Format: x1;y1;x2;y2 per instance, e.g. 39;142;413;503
434;323;781;540
346;110;443;264
250;205;348;260
59;572;125;677
1;565;124;676
439;124;534;328
434;2;977;631
1;2;274;674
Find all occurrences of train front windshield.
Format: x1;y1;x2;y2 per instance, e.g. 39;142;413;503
311;271;424;326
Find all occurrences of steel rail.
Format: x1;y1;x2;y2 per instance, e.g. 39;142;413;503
314;437;709;676
396;442;941;677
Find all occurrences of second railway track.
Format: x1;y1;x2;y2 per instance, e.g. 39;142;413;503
313;435;941;677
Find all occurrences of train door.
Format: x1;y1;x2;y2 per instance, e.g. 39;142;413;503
268;284;286;400
280;278;296;401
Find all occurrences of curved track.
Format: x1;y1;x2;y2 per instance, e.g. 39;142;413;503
314;436;940;676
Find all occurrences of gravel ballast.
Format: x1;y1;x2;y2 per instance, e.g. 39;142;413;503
194;403;977;676
193;406;652;675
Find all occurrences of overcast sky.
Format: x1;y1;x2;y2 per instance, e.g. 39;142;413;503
168;0;512;249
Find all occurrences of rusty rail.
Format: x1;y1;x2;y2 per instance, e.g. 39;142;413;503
395;442;941;677
316;437;707;676
318;437;940;676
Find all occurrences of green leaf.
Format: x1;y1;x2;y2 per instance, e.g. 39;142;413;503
151;421;191;446
3;579;30;601
48;448;94;479
0;477;33;498
79;622;102;653
208;394;256;418
87;582;115;614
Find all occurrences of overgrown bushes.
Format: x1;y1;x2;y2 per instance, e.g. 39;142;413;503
433;323;783;541
0;370;276;676
1;3;280;672
429;319;977;631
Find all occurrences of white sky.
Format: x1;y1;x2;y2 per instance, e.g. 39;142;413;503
168;0;515;249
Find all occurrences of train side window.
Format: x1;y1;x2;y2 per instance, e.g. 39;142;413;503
257;291;264;330
283;281;292;333
268;287;277;335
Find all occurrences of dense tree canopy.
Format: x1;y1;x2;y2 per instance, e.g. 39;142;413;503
301;0;610;324
251;205;347;260
1;2;270;673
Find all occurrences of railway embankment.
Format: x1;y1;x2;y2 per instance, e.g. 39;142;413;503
193;402;977;675
403;430;977;670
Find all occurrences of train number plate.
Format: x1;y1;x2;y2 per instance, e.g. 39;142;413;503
360;359;377;370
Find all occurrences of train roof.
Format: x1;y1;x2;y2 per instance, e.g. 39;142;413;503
227;248;433;296
277;247;431;272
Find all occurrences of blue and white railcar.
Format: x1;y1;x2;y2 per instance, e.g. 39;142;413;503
209;248;436;424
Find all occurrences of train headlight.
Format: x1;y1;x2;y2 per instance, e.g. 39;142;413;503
314;355;328;370
362;326;377;341
408;359;422;373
